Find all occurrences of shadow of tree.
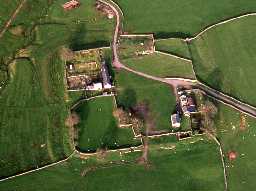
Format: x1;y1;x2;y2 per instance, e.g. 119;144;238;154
155;31;191;39
69;23;109;51
117;87;137;111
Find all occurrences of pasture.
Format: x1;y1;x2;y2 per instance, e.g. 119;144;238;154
214;101;256;191
0;58;71;178
74;96;141;152
190;16;256;106
115;70;176;131
0;140;224;191
113;0;256;37
121;53;195;79
155;38;191;59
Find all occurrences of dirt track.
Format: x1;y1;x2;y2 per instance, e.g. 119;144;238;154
0;0;27;39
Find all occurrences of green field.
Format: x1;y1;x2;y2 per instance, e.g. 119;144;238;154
113;0;256;37
213;101;256;191
75;96;141;152
0;139;224;191
121;53;195;79
155;38;191;59
190;16;256;106
115;70;176;131
0;57;71;178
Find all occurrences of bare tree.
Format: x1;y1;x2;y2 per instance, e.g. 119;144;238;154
59;47;75;61
65;112;80;127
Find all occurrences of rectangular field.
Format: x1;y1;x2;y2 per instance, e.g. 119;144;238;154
121;53;195;79
75;96;141;152
0;58;71;178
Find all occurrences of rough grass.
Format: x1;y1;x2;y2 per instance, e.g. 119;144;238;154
0;140;224;191
155;38;191;59
115;70;176;131
0;0;20;29
214;101;256;191
190;16;256;106
122;53;195;79
0;58;71;178
75;96;140;152
113;0;256;37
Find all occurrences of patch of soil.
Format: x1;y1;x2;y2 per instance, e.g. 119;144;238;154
65;112;80;127
240;114;246;131
9;25;24;36
227;151;237;161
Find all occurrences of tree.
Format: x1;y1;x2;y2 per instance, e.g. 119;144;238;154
59;47;75;61
118;88;137;111
65;112;80;127
201;100;218;134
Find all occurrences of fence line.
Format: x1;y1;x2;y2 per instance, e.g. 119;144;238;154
188;13;256;41
0;151;75;182
155;50;192;62
70;94;114;110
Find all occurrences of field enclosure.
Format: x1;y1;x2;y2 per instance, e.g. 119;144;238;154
66;49;102;90
113;0;256;37
118;36;195;79
121;52;195;79
74;96;141;152
190;15;256;106
118;35;154;59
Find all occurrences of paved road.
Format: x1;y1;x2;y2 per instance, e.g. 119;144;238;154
101;0;256;118
197;83;256;117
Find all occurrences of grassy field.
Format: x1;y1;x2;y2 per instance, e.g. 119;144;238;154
121;53;195;79
75;96;141;152
115;70;176;131
213;101;256;191
0;139;224;191
0;0;114;178
190;16;256;106
113;0;256;37
155;38;191;59
0;57;71;178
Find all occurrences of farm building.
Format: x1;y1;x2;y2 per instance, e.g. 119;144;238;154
95;1;115;19
86;82;103;91
178;91;197;116
101;61;112;89
171;113;181;128
62;0;80;10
